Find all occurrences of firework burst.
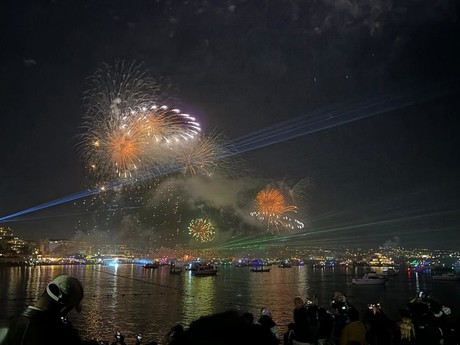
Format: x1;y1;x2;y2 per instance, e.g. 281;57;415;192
250;187;304;233
82;61;161;118
88;113;149;178
188;218;215;242
174;131;230;176
285;177;313;205
78;63;201;182
134;105;201;144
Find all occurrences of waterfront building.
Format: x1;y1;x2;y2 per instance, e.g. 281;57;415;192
0;226;37;264
47;238;75;254
0;226;32;256
0;226;15;255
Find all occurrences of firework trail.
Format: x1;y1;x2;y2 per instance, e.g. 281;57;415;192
250;187;304;233
189;218;216;243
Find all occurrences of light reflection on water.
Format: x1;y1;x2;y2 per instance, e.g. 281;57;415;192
182;271;216;323
1;265;459;344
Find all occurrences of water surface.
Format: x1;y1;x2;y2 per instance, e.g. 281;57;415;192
1;264;458;344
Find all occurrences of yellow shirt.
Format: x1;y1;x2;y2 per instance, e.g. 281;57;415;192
340;320;367;345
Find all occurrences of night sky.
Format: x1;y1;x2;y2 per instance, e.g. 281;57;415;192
1;0;460;249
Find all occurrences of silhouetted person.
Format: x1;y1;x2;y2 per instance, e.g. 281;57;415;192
339;307;367;345
241;313;255;326
331;292;351;343
284;323;295;345
291;297;319;345
168;310;278;345
394;309;416;345
407;291;452;345
1;275;84;345
317;300;334;345
364;304;394;345
258;307;280;343
166;325;184;344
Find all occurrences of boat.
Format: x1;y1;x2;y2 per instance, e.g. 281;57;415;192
352;272;387;285
378;267;399;277
251;267;271;272
192;265;218;276
432;273;460;281
170;262;184;274
187;261;205;271
278;262;292;268
143;262;160;269
235;263;248;267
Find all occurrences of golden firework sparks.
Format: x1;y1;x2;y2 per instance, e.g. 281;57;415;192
188;218;215;243
176;135;219;176
78;62;201;182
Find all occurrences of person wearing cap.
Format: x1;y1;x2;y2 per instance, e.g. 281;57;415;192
1;274;84;345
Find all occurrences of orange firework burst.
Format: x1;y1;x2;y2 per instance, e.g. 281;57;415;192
251;187;303;233
188;218;215;243
80;104;201;181
107;127;144;177
78;62;201;183
83;112;151;179
256;187;297;215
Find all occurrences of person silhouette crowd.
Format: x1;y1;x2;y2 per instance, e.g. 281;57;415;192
281;290;457;345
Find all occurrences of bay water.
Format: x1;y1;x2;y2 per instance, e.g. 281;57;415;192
1;264;458;344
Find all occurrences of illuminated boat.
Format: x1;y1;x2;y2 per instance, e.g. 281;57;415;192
192;265;218;276
143;262;160;269
251;267;271;272
352;272;387;285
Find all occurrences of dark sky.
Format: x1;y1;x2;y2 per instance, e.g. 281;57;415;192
1;0;460;249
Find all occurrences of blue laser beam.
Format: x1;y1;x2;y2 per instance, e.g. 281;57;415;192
228;81;458;154
0;163;184;222
1;81;458;222
0;189;99;222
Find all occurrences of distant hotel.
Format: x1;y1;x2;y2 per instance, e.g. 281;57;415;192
0;226;34;255
368;252;395;267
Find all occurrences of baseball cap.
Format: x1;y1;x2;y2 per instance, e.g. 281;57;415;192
46;275;84;312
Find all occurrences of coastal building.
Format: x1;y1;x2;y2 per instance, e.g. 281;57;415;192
47;238;75;254
0;226;30;256
0;226;37;264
